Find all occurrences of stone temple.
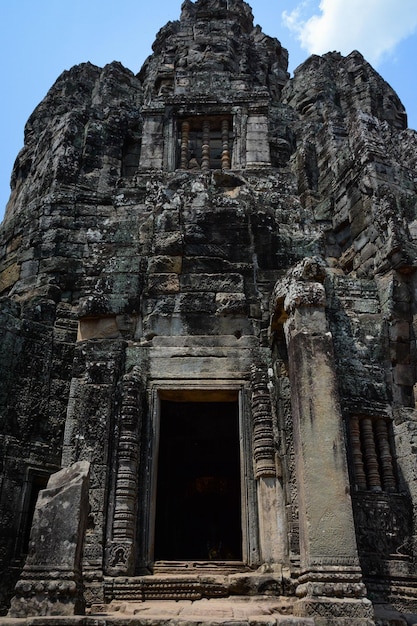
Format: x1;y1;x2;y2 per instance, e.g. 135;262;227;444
1;0;417;624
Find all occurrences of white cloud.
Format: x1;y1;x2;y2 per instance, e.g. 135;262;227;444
282;0;417;66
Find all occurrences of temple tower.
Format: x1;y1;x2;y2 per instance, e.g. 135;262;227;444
1;1;417;624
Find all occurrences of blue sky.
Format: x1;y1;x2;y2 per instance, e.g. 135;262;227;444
1;0;416;222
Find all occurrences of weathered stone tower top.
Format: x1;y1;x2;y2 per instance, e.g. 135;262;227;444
139;0;288;103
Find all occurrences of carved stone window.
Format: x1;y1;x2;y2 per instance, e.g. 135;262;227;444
348;415;397;493
177;115;233;171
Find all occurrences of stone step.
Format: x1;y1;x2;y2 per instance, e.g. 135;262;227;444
0;616;315;626
103;572;284;603
97;597;315;626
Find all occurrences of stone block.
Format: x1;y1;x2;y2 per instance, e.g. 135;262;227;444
389;320;410;343
360;242;377;263
6;235;23;254
8;461;90;617
180;273;244;293
0;262;20;292
148;255;183;274
154;231;183;255
146;273;180;294
393;364;415;386
215;292;248;315
351;210;370;238
77;316;120;341
390;341;411;364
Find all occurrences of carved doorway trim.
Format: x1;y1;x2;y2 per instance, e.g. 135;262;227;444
141;380;259;573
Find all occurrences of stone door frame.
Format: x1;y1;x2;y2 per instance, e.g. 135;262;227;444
141;379;260;572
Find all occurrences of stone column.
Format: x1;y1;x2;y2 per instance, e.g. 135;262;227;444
374;418;396;492
105;370;142;576
221;119;231;170
180;121;190;169
201;119;211;171
349;416;367;491
251;361;287;565
360;418;382;491
272;259;373;624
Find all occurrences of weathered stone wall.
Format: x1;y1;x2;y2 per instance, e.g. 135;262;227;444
1;0;417;621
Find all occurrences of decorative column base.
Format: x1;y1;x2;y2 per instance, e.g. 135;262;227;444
294;568;375;626
9;569;84;617
105;540;136;576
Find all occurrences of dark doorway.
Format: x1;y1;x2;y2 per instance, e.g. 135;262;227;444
22;473;50;554
154;399;242;561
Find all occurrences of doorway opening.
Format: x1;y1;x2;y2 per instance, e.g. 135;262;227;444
154;396;242;562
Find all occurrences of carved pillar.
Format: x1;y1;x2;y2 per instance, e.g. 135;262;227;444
201;119;210;171
272;260;373;623
105;370;142;576
251;364;276;479
374;418;397;492
361;418;382;492
221;119;231;170
180;121;190;170
251;361;287;563
349;416;367;491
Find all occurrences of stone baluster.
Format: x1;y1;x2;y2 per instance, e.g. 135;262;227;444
360;418;382;491
349;416;367;491
221;119;231;170
374;418;397;492
180;121;190;169
201;119;210;171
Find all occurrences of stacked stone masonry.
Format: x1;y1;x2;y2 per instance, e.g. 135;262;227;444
1;1;417;625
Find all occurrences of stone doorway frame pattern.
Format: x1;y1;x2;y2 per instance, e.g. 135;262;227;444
142;381;260;574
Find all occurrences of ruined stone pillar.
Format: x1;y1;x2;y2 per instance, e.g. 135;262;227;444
8;462;90;617
272;259;373;624
61;337;126;606
221;119;231;170
180;120;190;169
201;119;211;171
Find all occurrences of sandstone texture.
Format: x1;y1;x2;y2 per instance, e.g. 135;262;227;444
1;1;417;625
8;461;90;617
